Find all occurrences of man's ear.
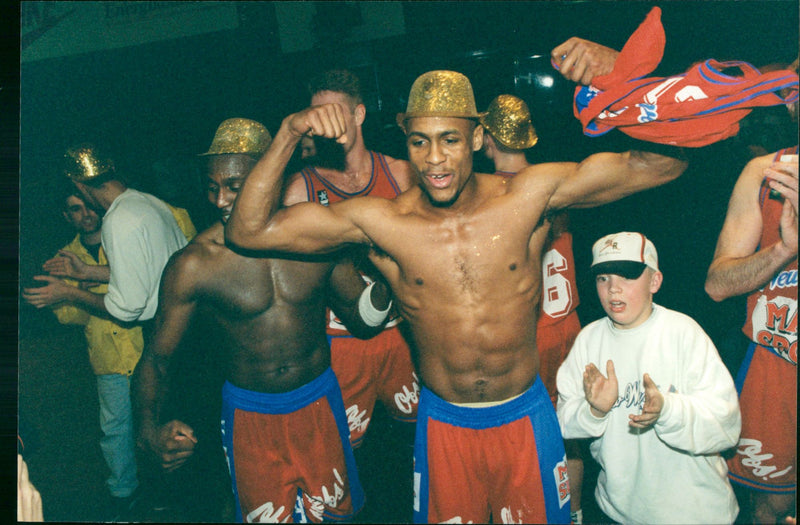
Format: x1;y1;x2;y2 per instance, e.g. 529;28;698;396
472;124;484;152
354;103;366;126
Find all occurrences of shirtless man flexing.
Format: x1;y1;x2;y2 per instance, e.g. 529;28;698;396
136;118;390;523
226;39;687;524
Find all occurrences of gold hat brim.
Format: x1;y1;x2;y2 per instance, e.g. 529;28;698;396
397;111;487;129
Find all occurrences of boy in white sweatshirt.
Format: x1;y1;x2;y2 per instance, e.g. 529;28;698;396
556;231;741;524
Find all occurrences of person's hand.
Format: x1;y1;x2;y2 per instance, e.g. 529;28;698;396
79;280;106;290
22;275;74;308
551;37;620;85
146;420;198;472
778;198;799;256
766;156;799;212
583;360;619;417
18;454;43;522
286;103;348;144
765;157;799;256
43;250;91;280
629;373;663;428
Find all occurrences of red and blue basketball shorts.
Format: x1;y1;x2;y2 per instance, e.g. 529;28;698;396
728;342;796;494
330;325;419;447
413;376;571;524
220;368;364;522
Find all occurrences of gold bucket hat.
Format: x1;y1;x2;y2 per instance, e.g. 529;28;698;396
63;144;115;182
479;94;538;150
200;118;272;157
397;70;486;128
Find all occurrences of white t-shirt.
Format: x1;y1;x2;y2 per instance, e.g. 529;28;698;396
102;189;187;322
556;303;741;524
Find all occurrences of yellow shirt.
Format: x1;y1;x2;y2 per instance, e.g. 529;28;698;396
167;204;197;243
52;235;144;376
52;206;196;375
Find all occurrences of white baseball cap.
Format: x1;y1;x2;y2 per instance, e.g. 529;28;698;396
591;232;659;279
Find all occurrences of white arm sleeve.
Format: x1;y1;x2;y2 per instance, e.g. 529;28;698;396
654;322;741;454
103;217;152;322
556;329;611;439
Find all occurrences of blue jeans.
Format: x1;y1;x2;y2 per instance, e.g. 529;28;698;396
97;373;138;498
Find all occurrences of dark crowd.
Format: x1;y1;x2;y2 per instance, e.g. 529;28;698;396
16;2;798;524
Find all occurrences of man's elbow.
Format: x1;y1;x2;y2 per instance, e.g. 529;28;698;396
649;154;688;184
665;158;688;182
704;277;728;303
224;218;262;251
631;150;688;184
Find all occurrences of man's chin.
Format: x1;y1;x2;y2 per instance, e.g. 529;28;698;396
421;186;458;208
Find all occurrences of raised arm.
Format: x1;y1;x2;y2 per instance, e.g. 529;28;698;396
226;104;371;255
135;252;199;471
705;154;798;301
533;149;687;213
551;37;620;86
544;33;687;211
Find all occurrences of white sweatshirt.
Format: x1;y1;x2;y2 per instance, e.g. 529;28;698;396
556;304;741;524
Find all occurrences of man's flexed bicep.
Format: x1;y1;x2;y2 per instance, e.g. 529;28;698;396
227;103;351;251
232;198;373;255
545;150;687;212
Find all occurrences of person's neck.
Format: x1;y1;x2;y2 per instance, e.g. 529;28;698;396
81;230;102;246
315;142;372;192
94;183;127;210
493;152;530;174
343;142;371;181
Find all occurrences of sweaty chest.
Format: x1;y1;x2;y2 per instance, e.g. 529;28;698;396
207;257;325;317
400;213;534;298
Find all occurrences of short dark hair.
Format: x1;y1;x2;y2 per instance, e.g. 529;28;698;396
307;69;363;107
62;186;86;211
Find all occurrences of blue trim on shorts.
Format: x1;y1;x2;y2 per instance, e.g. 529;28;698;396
729;471;797;493
221;367;339;414
734;341;758;394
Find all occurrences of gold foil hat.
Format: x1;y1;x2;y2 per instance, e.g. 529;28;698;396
479;94;538;150
397;70;485;127
200;118;272;157
63;144;115;182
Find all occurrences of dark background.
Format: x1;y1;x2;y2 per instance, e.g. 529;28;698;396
15;1;799;522
19;1;799;339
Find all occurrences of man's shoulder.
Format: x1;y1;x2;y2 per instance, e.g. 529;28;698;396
106;190;161;220
180;225;230;263
372;151;415;184
729;153;774;201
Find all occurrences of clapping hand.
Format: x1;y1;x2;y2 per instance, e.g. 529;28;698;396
583;360;619;418
629;373;663;429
